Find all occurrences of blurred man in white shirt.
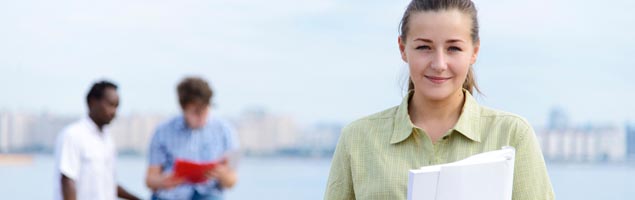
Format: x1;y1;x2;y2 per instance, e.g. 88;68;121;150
53;80;139;200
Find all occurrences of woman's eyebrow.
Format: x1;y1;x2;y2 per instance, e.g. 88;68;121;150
413;38;433;43
447;39;465;43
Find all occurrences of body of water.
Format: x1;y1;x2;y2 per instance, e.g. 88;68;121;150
0;156;633;199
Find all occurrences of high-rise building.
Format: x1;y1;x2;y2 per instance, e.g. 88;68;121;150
0;112;35;153
298;122;342;156
547;107;569;131
234;108;300;155
0;112;10;153
109;114;166;155
626;123;635;160
538;124;625;162
28;113;77;152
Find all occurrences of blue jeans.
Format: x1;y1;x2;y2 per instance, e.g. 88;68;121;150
192;190;222;200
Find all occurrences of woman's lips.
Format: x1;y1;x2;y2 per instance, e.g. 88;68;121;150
425;75;451;84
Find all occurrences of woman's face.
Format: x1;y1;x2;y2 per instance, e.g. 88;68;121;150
399;9;479;101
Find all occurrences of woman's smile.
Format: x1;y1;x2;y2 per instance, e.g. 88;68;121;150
424;75;452;84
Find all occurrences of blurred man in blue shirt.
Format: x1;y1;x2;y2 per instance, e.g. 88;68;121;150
145;77;239;200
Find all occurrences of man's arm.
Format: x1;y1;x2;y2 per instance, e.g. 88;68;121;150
214;121;240;189
146;127;185;191
145;165;184;191
117;185;140;200
61;174;76;200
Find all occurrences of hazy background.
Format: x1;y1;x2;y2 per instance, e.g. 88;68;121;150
0;0;635;200
1;0;635;199
1;0;633;126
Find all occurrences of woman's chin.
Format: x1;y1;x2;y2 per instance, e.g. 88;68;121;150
415;87;457;102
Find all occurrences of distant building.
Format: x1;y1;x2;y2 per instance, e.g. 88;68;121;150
537;108;626;162
232;108;343;157
109;114;167;155
297;122;342;156
28;113;77;152
626;123;635;160
538;125;624;162
0;112;9;153
0;111;166;155
547;107;569;131
234;108;300;155
0;112;37;153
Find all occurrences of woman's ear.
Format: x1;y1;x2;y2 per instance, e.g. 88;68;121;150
471;40;480;65
398;36;408;63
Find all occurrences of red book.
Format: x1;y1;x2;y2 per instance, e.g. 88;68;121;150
173;158;224;183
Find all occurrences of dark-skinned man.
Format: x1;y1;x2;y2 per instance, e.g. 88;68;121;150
53;80;140;200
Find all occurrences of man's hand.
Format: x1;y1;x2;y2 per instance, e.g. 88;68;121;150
205;163;237;189
158;174;186;189
146;165;185;191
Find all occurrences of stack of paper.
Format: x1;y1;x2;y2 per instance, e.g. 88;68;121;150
407;146;515;200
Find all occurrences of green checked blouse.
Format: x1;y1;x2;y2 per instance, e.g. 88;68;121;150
324;90;555;200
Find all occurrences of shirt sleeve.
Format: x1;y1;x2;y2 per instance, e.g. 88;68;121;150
148;128;166;166
512;123;556;200
324;128;355;200
57;131;81;180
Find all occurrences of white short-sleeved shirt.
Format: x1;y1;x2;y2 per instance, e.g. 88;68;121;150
53;117;117;200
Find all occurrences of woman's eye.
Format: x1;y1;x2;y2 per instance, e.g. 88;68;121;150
415;45;431;50
448;46;462;52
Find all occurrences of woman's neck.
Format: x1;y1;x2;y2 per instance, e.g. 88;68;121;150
408;89;465;140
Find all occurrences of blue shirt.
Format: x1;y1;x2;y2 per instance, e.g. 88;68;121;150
148;116;240;199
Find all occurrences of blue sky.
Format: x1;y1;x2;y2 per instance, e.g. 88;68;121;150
1;0;633;127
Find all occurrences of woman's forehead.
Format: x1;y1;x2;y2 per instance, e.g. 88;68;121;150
406;10;473;41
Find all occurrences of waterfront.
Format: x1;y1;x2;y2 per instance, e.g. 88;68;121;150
0;156;633;199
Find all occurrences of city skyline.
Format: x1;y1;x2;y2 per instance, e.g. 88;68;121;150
0;109;343;157
1;0;634;127
2;108;635;162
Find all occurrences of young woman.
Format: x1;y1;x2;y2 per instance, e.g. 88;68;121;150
324;0;554;199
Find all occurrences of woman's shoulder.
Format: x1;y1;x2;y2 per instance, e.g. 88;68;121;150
340;106;399;137
479;105;525;119
479;106;532;129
